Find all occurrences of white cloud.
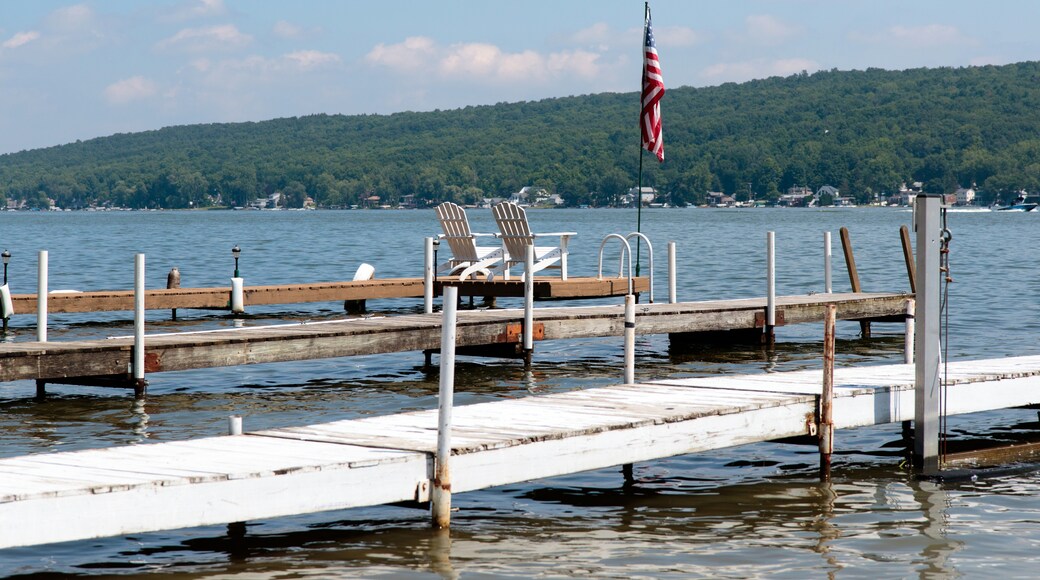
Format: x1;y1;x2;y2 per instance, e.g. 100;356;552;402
46;4;95;31
158;24;252;52
284;50;340;70
888;24;964;47
656;25;700;48
745;14;800;45
366;36;436;71
368;37;601;84
162;0;227;22
105;76;158;104
2;31;40;49
273;20;303;39
703;58;818;82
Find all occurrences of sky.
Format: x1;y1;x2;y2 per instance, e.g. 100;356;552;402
2;0;1040;155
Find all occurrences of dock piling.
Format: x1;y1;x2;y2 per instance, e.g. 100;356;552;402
839;227;870;338
133;254;147;395
820;304;836;481
432;286;458;529
900;225;917;293
37;250;47;343
228;415;243;435
523;244;534;363
766;232;776;345
668;241;676;304
167;267;180;320
824;231;832;293
913;194;944;475
624;294;635;384
424;237;435;314
905;298;915;364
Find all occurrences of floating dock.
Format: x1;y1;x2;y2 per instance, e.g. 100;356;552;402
3;354;1039;550
0;292;909;389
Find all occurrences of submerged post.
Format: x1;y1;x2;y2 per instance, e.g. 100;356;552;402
432;286;458;529
913;194;943;475
624;294;635;384
824;231;833;293
133;253;146;395
766;232;776;345
820;304;836;481
424;237;435;315
668;241;676;304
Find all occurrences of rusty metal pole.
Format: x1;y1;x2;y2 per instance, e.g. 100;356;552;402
432;286;458;529
820;304;836;481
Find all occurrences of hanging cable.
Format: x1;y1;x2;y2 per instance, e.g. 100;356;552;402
938;207;953;464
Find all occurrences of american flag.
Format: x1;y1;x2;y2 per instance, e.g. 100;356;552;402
641;6;664;162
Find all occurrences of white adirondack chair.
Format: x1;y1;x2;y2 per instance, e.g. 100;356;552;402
435;202;503;280
491;201;575;281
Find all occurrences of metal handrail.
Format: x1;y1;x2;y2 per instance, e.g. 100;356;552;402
625;232;654;303
597;234;633;296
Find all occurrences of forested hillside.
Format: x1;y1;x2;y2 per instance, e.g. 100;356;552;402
3;62;1040;209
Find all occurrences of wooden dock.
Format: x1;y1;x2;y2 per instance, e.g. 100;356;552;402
3;354;1039;549
0;292;909;387
7;276;648;314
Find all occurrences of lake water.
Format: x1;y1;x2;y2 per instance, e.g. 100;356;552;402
1;207;1039;577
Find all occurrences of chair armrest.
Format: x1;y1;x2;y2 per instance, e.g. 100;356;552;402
531;232;577;238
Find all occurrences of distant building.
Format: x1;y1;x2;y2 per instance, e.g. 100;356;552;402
624;186;657;207
953;187;976;206
707;191;736;207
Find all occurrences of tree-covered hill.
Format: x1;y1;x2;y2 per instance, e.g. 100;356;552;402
4;61;1040;209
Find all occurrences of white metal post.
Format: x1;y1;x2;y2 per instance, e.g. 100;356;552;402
424;237;434;314
624;294;635;384
904;298;915;364
37;250;47;342
824;231;833;293
914;194;942;475
668;241;677;304
432;286;458;529
766;232;776;329
133;253;145;381
523;244;534;352
228;415;243;436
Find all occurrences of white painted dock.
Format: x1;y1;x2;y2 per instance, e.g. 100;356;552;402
4;355;1040;549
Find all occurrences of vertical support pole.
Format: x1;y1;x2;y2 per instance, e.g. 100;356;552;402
432;286;458;529
904;298;915;364
839;227;870;338
228;415;243;435
820;304;836;481
900;225;917;294
37;250;47;342
523;244;534;361
424;237;435;315
624;294;635;384
133;253;146;395
914;194;942;475
824;231;833;294
765;231;776;345
667;241;677;304
230;276;245;314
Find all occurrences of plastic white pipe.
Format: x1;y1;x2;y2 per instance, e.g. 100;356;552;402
668;241;676;304
37;250;47;342
524;244;534;352
766;232;776;327
824;231;833;294
230;277;245;314
624;294;635;384
432;286;458;528
228;415;243;436
424;237;435;314
905;298;915;364
134;253;145;381
0;284;13;319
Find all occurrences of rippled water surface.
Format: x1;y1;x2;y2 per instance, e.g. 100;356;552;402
2;207;1040;577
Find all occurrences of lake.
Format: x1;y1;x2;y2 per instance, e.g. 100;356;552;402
1;206;1039;577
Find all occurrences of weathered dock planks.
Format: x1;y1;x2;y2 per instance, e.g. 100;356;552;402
7;276;649;314
3;354;1040;549
0;292;909;384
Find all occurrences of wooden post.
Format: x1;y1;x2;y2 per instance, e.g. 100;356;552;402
432;286;458;529
900;225;917;293
133;254;147;396
820;304;836;481
839;227;870;338
667;241;676;304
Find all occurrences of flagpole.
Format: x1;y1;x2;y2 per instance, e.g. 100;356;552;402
635;1;648;279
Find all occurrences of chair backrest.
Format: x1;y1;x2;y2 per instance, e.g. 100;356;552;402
436;202;481;262
492;202;534;261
